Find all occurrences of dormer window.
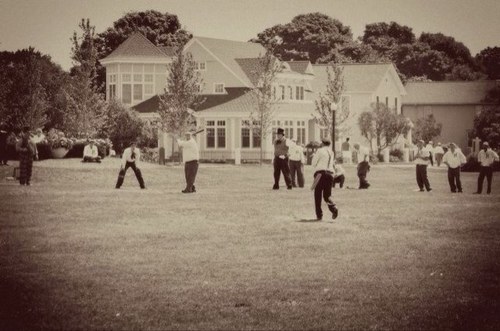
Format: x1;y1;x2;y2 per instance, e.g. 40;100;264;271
214;83;225;94
295;86;304;100
196;61;206;71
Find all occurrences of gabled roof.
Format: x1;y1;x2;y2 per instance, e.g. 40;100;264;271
159;46;176;57
286;61;314;75
403;81;499;105
312;63;396;93
102;32;169;61
186;37;266;87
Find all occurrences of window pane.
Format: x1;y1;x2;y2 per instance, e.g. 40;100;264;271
144;84;153;94
280;86;285;100
122;74;131;82
288;86;293;99
122;84;131;104
206;120;215;126
252;131;261;148
109;85;116;99
144;74;153;82
217;128;225;148
215;84;224;93
133;84;143;100
199;62;206;70
207;128;215;148
133;74;142;82
144;64;154;73
241;128;250;148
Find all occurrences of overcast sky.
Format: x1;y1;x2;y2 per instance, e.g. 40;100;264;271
1;0;499;70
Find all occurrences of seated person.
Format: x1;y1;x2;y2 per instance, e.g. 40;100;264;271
333;163;345;188
82;140;101;163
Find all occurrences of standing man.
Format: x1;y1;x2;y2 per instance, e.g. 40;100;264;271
272;128;293;190
442;143;466;193
341;137;352;164
16;126;36;185
115;142;145;189
176;132;199;193
82;140;101;163
415;140;432;192
311;138;338;221
474;142;499;194
434;142;445;167
288;139;305;188
353;143;370;189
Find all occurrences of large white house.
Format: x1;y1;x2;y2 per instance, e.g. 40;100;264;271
100;32;407;162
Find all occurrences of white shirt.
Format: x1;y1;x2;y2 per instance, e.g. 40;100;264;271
442;149;466;169
433;146;444;154
177;137;199;163
334;164;345;177
414;146;431;165
356;146;369;163
288;144;304;162
478;148;499;167
121;147;140;167
32;133;45;144
312;146;335;173
83;144;99;158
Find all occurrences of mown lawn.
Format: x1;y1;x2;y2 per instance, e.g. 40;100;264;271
1;159;499;330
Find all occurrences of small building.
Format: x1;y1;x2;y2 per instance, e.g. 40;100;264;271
402;81;499;152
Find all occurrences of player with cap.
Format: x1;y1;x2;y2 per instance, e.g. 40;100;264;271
474;141;499;194
272;127;294;190
414;139;432;192
311;137;338;220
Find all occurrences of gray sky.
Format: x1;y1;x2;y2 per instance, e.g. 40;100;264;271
1;0;499;70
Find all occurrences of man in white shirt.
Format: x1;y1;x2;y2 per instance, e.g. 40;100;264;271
115;142;145;189
177;132;200;193
414;139;432;192
332;163;345;188
354;143;370;189
433;142;445;167
311;138;338;221
272;128;293;190
288;139;305;188
82;140;101;163
442;142;466;193
474;141;499;194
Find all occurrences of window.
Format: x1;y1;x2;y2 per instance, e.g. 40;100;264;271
273;86;277;100
195;61;206;71
385;96;389;108
242;128;250;148
280;86;285;100
395;97;398;113
283;120;293;139
214;83;225;94
133;84;142;101
133;74;142;83
288;86;293;100
122;74;131;82
320;128;330;139
109;85;116;99
241;120;261;148
144;84;154;95
295;86;304;100
206;120;226;148
296;121;306;145
122;84;132;104
144;74;153;83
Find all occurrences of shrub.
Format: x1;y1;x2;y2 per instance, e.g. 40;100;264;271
36;142;52;160
390;148;404;160
107;105;144;155
46;128;73;150
141;147;159;164
138;121;159;149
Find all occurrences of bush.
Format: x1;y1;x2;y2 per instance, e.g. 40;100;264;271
390;149;404;160
141;148;159;164
46;128;73;150
36;142;52;160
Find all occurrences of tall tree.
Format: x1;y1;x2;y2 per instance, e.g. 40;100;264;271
313;63;347;152
358;103;411;156
158;47;204;137
94;10;192;93
252;13;353;64
476;47;500;80
63;19;106;138
246;50;282;164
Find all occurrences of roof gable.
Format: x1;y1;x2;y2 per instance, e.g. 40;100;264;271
403;81;499;105
102;32;169;61
286;61;314;75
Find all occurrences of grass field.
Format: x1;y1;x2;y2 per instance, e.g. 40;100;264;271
1;159;499;330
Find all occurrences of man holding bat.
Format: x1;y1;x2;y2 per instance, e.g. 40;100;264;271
311;138;338;221
176;130;201;193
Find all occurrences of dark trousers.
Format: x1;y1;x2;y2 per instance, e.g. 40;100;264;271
416;164;431;191
357;161;370;189
184;160;199;191
314;171;336;219
274;156;292;188
435;153;443;167
333;174;345;188
429;152;434;166
477;166;493;194
83;156;101;163
19;153;33;185
115;162;145;188
447;167;462;192
289;160;304;187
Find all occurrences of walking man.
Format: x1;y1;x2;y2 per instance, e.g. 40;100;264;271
115;142;145;189
311;138;338;220
474;142;499;194
354;143;370;189
341;137;352;164
442;143;466;193
176;132;199;193
415;140;432;192
272;128;293;190
288;139;305;188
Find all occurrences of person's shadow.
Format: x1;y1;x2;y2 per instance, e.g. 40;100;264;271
296;218;322;223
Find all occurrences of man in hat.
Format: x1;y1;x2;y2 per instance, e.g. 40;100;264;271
176;132;199;193
474;142;499;194
115;142;145;189
272;128;293;190
442;142;466;193
288;138;305;188
353;143;370;189
414;140;432;192
311;137;338;220
82;139;101;163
